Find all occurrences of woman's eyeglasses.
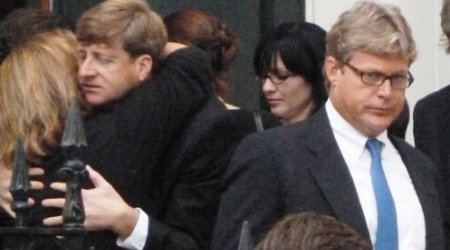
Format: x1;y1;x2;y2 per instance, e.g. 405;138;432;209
257;72;296;85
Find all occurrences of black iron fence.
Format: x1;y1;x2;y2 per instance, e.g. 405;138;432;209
0;99;89;250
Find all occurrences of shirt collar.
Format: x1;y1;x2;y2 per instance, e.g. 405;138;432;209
325;100;389;159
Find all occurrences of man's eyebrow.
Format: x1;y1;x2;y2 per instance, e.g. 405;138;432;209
357;67;407;76
93;51;117;59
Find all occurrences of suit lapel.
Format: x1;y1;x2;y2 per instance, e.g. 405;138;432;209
304;108;371;241
390;136;442;248
391;136;432;201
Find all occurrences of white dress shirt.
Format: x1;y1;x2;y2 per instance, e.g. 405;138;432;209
326;101;425;249
116;208;148;250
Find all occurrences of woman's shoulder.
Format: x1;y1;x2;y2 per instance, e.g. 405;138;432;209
228;109;281;139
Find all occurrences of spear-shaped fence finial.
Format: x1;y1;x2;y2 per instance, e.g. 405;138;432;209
237;220;253;250
10;137;31;228
59;98;88;229
61;98;87;159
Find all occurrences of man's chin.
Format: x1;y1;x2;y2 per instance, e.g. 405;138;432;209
368;121;394;136
356;115;394;137
84;96;107;107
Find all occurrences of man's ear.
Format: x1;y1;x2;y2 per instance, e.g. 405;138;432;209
135;55;153;82
325;56;340;89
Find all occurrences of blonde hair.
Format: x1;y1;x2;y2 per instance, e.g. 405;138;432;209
327;1;417;66
0;29;82;169
76;0;167;67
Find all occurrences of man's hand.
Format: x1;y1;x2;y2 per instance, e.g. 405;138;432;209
0;166;44;217
42;165;139;240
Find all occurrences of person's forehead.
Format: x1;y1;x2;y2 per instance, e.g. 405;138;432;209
78;41;126;55
348;51;409;71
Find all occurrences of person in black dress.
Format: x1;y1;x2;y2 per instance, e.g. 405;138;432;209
164;9;281;138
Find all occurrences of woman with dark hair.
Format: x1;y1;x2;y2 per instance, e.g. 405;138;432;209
0;0;25;22
0;8;73;63
254;22;328;124
164;8;238;105
164;9;281;136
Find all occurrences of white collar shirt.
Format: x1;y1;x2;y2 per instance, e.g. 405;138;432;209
325;100;425;249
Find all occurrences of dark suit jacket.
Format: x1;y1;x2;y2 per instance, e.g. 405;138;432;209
0;47;215;250
143;95;241;250
212;107;445;250
414;86;450;175
82;47;217;250
414;85;450;248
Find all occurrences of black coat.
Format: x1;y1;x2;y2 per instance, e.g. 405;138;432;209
148;95;241;249
414;85;450;249
1;47;217;250
212;107;446;250
82;47;219;250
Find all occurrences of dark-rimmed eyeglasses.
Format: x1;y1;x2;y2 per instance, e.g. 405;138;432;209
257;72;296;85
345;63;414;89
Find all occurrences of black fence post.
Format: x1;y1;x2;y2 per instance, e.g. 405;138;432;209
238;220;253;250
0;98;90;250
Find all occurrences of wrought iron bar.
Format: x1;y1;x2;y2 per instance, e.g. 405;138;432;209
60;98;88;229
0;98;89;250
9;137;31;228
237;220;253;250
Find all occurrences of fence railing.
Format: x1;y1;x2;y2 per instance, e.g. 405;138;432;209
0;99;89;250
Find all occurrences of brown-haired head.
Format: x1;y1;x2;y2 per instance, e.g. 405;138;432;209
76;0;167;70
256;212;373;250
0;8;73;63
164;9;239;99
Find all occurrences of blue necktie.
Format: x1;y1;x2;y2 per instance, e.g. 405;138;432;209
366;139;398;250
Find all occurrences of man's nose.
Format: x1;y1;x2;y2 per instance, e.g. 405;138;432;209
377;78;394;98
78;57;96;78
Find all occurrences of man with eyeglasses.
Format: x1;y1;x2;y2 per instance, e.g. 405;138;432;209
212;1;447;250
